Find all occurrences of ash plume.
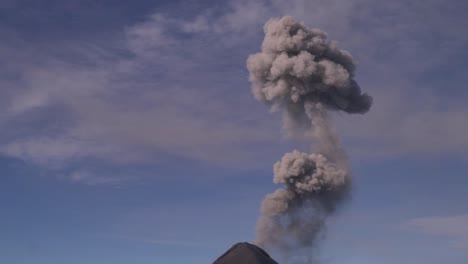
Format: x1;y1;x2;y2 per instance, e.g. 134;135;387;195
246;16;372;261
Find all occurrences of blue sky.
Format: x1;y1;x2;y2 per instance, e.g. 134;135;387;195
1;0;467;263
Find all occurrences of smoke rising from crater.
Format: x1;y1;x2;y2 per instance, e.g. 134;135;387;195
247;16;372;261
247;16;372;138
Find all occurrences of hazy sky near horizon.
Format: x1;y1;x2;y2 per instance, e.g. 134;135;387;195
1;0;467;263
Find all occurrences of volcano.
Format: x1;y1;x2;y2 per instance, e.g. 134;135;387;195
213;242;279;264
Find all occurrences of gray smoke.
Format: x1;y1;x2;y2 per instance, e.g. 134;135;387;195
247;16;372;261
247;16;372;138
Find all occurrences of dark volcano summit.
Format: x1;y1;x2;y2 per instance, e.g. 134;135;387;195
213;242;279;264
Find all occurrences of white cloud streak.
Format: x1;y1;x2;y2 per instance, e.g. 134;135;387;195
67;170;135;186
409;214;468;249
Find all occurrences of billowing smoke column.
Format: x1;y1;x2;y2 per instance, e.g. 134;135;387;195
247;16;372;259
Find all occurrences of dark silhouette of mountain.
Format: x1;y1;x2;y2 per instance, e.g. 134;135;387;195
213;242;279;264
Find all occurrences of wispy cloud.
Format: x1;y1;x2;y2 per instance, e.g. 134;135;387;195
0;3;282;173
95;233;215;248
68;170;134;186
408;214;468;249
1;0;467;182
1;136;114;167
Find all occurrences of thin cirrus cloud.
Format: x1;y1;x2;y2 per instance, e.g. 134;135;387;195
68;170;134;186
408;214;468;249
0;0;467;183
0;4;282;172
